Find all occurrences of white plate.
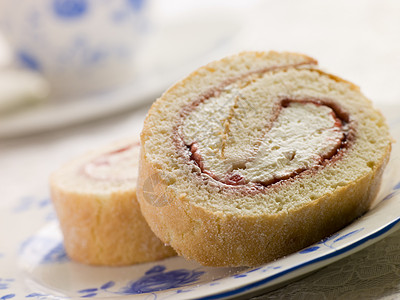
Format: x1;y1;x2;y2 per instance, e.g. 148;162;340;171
0;8;240;139
1;120;399;300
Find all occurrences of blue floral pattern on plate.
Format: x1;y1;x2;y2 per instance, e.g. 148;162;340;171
0;294;16;300
0;279;15;300
120;265;204;294
127;0;145;11
41;242;69;264
75;266;205;298
0;278;14;291
19;236;69;265
52;0;88;19
300;228;364;254
17;51;41;71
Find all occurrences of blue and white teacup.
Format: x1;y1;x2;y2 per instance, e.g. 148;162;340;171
0;0;148;98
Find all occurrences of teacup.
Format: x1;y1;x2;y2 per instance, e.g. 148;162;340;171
0;0;148;98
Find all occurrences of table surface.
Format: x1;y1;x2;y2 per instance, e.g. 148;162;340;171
1;1;400;299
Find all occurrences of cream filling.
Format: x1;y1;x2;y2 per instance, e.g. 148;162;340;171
240;102;344;184
83;144;139;181
182;92;344;185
